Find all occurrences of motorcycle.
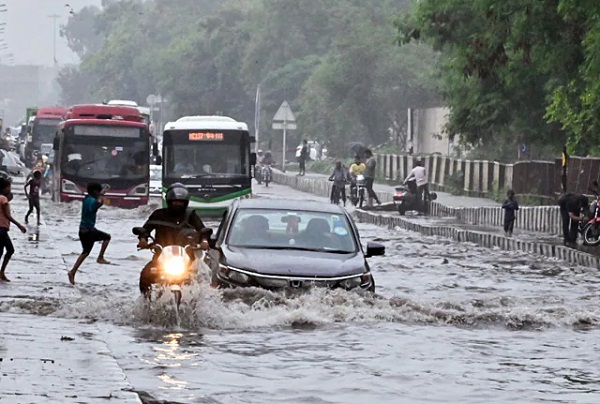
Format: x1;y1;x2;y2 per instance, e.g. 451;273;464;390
132;227;209;310
393;179;437;215
349;174;367;208
581;194;600;246
261;164;272;187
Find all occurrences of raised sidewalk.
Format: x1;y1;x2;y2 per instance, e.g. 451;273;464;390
271;170;600;268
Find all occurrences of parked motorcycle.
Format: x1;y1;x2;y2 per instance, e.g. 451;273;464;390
132;227;209;310
393;179;437;215
581;194;600;246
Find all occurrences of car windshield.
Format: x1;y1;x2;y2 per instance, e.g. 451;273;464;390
227;208;357;253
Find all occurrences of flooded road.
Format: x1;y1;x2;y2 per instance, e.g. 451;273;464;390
2;182;600;403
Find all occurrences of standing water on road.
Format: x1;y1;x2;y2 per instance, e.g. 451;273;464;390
1;183;600;403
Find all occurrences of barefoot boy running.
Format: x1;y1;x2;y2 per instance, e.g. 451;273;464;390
0;178;26;282
68;183;111;285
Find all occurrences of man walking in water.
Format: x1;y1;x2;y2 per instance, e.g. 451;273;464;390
363;149;381;207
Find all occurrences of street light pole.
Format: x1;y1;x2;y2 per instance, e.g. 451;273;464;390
48;14;60;66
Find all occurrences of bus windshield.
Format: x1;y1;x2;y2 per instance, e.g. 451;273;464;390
163;130;248;179
32;118;61;145
61;126;149;180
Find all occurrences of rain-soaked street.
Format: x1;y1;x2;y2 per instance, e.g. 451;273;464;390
2;181;600;403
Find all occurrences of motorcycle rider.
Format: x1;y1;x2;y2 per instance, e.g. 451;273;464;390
136;183;211;296
404;160;429;213
348;156;366;203
329;160;347;205
558;192;589;247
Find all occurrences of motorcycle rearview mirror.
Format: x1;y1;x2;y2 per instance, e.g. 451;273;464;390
132;227;145;236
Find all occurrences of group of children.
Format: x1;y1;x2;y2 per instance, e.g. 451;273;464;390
0;173;111;284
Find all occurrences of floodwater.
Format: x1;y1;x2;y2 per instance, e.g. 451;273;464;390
3;182;600;403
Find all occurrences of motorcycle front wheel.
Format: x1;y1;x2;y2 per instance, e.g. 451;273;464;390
583;223;600;246
358;189;365;208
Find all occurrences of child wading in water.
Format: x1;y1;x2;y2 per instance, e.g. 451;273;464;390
502;189;519;237
0;178;27;281
68;183;111;285
24;170;42;225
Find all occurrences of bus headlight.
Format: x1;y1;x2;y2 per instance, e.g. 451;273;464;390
62;179;83;194
128;183;148;196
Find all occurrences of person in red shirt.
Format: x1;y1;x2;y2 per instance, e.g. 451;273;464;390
0;178;26;282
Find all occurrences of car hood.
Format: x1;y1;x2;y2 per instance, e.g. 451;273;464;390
221;246;367;278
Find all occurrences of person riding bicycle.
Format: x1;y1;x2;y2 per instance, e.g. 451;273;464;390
261;150;274;166
136;183;211;296
329;161;347;205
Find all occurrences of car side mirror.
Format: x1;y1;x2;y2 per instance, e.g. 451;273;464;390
53;137;59;151
250;152;257;166
365;241;385;258
152;142;159;156
200;228;213;239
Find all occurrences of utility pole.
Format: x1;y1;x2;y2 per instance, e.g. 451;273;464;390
48;14;60;66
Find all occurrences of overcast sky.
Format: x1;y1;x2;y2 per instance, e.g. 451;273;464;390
0;0;102;66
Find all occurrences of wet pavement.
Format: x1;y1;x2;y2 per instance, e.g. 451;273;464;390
1;181;600;403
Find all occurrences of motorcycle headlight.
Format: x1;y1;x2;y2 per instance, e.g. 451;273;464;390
163;255;187;278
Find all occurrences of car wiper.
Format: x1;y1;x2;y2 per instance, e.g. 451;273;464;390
252;246;352;254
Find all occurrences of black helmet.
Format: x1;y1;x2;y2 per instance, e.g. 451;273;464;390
165;182;190;214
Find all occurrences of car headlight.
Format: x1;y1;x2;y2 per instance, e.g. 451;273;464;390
339;274;372;290
219;264;251;284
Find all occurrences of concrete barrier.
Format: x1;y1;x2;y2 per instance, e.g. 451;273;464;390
271;170;600;268
355;210;600;269
273;170;562;236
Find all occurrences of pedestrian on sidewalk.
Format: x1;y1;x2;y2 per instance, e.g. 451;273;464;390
363;149;381;207
68;183;111;285
297;139;308;176
0;178;26;282
558;192;588;247
24;170;42;225
501;189;519;237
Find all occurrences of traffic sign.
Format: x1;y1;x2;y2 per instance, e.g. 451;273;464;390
146;94;156;105
272;100;296;123
272;122;297;130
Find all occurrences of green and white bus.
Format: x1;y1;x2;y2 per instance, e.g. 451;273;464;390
160;116;255;217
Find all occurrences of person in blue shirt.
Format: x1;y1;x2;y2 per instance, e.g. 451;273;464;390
68;182;111;285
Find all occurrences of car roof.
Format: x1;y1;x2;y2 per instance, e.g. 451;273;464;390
235;198;346;214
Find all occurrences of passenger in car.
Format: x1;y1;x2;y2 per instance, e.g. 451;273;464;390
234;215;270;245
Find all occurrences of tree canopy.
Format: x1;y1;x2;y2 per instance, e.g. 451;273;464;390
59;0;440;156
399;0;600;158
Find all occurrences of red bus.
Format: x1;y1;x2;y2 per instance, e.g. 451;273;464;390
26;106;69;166
52;104;151;208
